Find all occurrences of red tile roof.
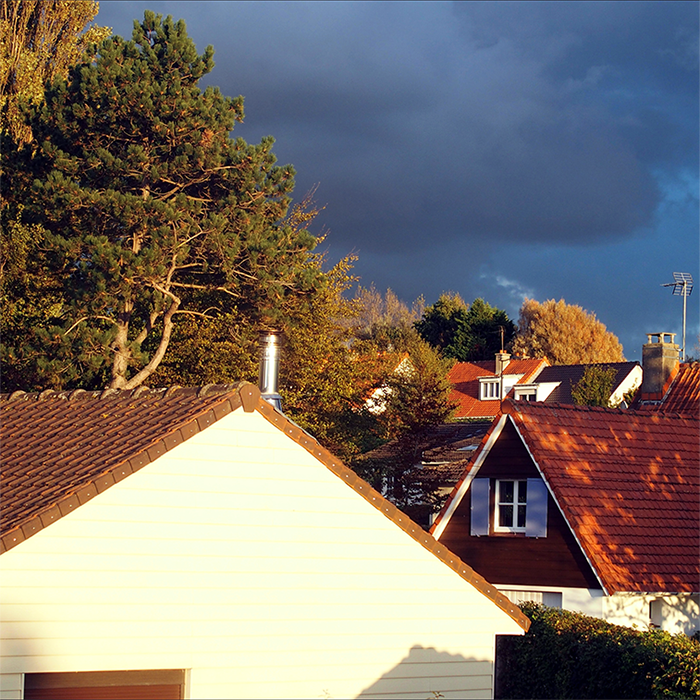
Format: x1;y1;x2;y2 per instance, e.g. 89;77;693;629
448;359;548;418
501;401;699;594
0;383;530;630
639;362;700;418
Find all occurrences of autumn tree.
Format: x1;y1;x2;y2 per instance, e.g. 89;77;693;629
512;298;625;365
0;0;110;143
571;365;617;407
352;337;457;517
280;256;387;462
352;285;424;351
1;12;321;392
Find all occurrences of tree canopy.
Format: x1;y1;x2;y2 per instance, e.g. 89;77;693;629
571;365;617;407
352;336;456;518
415;293;515;361
512;298;624;365
0;0;110;143
1;12;322;392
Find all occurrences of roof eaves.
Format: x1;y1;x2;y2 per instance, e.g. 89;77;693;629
430;413;509;540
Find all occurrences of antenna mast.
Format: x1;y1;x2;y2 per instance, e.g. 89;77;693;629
662;272;694;361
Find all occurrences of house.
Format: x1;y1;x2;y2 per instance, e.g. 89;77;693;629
430;399;699;636
0;382;528;700
448;354;549;419
516;361;641;406
448;352;643;418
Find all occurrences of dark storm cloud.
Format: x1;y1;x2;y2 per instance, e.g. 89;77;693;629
99;3;695;249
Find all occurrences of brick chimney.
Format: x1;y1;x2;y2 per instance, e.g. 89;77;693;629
641;333;679;401
495;352;511;375
258;331;283;411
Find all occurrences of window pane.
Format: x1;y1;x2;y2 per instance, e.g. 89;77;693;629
500;481;514;503
517;504;527;528
518;481;527;503
499;505;513;527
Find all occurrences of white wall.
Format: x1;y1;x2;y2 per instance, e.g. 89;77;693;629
610;365;643;406
497;585;699;635
1;409;523;700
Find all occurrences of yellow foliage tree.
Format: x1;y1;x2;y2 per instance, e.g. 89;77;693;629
0;0;110;143
512;298;625;365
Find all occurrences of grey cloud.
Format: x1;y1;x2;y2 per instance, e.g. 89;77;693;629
95;1;698;349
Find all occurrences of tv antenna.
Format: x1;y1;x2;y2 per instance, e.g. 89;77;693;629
662;272;693;361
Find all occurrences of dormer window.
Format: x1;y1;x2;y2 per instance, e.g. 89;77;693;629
480;378;501;400
495;480;527;532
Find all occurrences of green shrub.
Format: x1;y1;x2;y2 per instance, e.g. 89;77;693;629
495;603;700;699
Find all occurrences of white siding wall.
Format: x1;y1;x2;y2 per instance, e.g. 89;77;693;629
0;674;22;700
1;409;523;700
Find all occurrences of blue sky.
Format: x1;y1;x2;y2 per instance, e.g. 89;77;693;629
98;1;699;361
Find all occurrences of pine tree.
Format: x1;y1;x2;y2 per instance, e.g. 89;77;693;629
2;12;321;391
415;294;515;361
352;338;457;518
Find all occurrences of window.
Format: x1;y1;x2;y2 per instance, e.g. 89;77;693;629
480;378;501;400
495;480;527;532
24;670;185;700
470;477;548;537
500;589;563;609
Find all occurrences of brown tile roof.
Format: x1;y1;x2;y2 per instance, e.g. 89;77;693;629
358;422;492;501
0;383;529;631
448;359;548;418
439;401;699;594
534;362;641;404
362;421;491;465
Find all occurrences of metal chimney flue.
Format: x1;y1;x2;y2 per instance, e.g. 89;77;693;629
258;331;283;411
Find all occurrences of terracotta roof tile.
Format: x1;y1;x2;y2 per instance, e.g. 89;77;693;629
502;400;699;594
658;363;700;417
448;359;548;418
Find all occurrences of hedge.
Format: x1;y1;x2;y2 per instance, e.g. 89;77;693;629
495;603;699;699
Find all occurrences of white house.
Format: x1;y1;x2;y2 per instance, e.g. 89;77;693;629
0;383;527;700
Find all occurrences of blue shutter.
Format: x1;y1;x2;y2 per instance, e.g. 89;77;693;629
470;478;490;536
526;478;548;538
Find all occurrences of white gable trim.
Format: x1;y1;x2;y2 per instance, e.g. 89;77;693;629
432;414;509;540
508;417;608;594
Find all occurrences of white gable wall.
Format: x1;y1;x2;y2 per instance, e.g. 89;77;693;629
0;408;522;700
